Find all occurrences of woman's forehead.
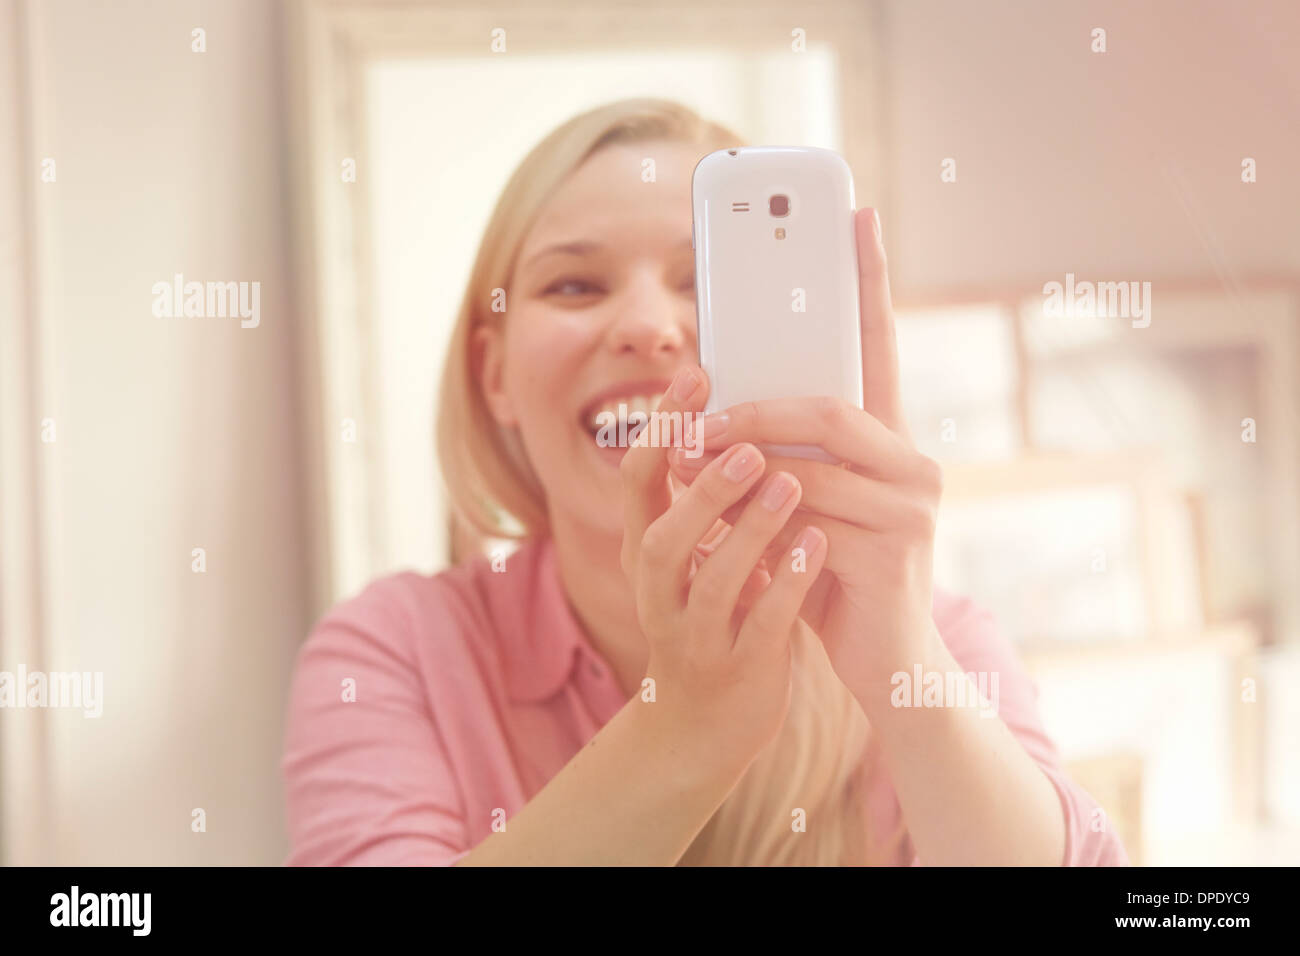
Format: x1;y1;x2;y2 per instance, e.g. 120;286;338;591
521;149;695;257
551;146;694;211
575;139;702;185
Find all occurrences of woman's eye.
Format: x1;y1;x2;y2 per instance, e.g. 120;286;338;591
545;278;600;297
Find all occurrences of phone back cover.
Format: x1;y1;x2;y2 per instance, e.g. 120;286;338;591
692;146;864;417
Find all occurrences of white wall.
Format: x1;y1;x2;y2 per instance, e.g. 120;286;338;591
9;0;305;864
883;0;1300;296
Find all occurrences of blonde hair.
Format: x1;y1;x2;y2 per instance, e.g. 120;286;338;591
436;97;907;865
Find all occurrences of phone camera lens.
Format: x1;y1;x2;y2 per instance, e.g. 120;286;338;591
769;194;790;217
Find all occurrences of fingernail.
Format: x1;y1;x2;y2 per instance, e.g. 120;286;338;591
684;412;728;445
760;473;797;511
793;526;826;557
871;208;882;240
671;367;699;402
722;444;762;482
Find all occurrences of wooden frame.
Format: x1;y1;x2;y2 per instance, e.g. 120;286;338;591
900;279;1300;647
1027;619;1260;855
1015;283;1300;648
939;449;1189;646
0;0;53;867
283;0;887;615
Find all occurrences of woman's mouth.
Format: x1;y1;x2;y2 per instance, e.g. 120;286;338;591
576;380;673;465
579;392;664;440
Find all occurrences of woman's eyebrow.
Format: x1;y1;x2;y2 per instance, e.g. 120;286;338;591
522;240;602;269
522;237;693;271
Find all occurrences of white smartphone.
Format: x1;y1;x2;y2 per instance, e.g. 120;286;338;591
692;145;864;463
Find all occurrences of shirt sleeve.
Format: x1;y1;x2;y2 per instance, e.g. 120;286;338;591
280;575;471;866
910;593;1131;867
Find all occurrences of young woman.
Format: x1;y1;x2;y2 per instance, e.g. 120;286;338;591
281;98;1129;867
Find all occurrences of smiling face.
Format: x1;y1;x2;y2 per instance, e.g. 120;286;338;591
477;140;702;539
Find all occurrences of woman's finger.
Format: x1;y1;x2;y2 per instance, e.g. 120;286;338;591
686;471;804;630
637;442;767;613
856;207;907;437
731;563;773;630
686;396;911;478
757;455;911;531
674;450;905;531
735;526;828;656
620;365;708;578
758;505;934;586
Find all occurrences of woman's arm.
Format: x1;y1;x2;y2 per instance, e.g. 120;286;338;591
454;696;748;866
283;571;754;867
282;574;473;866
868;596;1128;867
854;622;1068;867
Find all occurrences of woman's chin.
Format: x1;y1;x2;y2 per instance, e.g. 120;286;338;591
545;436;630;540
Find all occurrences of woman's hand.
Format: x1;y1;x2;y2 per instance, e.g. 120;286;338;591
669;208;943;712
655;212;1071;867
620;366;828;768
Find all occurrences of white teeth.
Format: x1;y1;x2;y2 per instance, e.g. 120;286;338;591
584;394;663;432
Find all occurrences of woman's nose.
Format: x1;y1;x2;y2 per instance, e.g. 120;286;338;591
606;274;691;356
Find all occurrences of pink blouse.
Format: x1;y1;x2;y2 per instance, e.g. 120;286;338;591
281;537;1129;866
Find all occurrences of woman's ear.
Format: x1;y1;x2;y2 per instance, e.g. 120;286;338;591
473;324;518;427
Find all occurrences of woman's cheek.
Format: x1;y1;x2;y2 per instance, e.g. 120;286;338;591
504;310;594;444
507;307;595;383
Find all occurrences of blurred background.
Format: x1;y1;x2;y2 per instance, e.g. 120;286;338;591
2;0;1297;865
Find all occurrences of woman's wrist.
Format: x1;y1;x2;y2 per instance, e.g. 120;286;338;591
624;692;758;798
848;619;950;724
